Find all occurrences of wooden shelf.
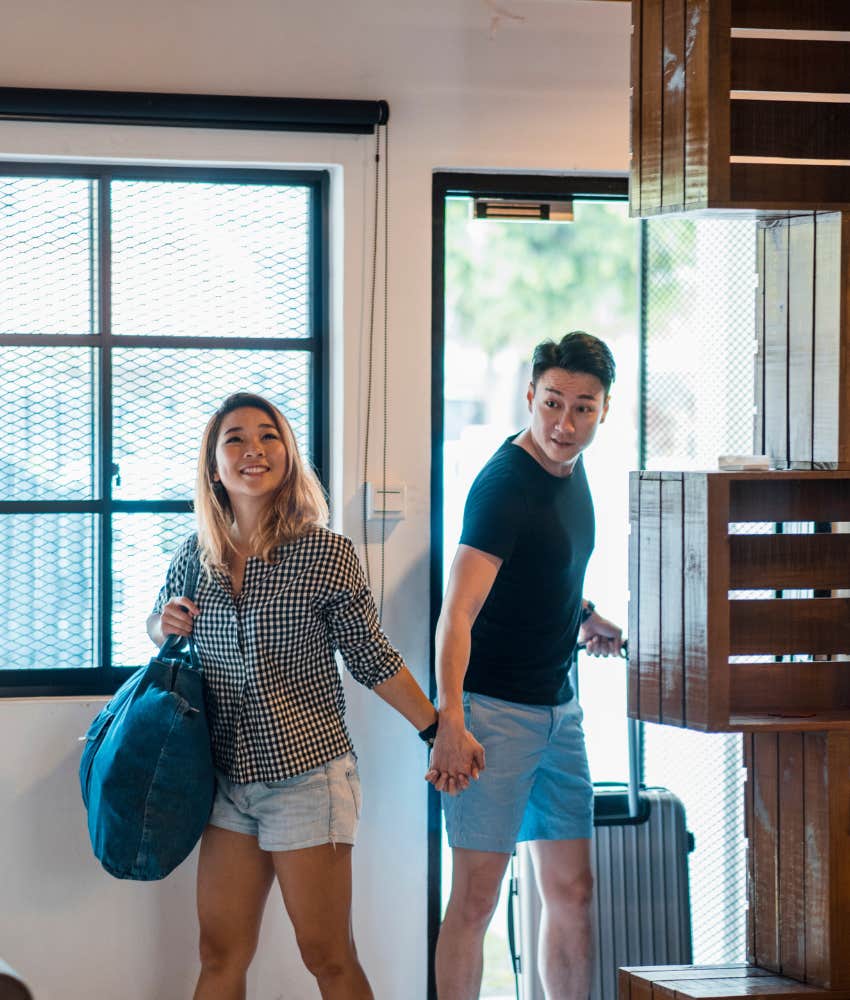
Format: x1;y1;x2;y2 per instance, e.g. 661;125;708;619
628;470;850;732
620;964;850;998
744;732;850;990
631;0;850;216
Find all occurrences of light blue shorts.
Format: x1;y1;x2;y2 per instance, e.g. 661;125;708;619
209;751;361;852
442;692;593;853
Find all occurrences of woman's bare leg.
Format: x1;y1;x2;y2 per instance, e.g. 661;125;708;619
272;843;373;1000
193;825;275;1000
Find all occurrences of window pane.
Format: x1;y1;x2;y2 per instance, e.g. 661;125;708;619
0;347;96;501
111;348;311;500
110;181;311;339
112;511;196;668
0;176;96;335
0;515;96;669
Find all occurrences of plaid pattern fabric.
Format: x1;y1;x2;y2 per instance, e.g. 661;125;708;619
153;527;404;782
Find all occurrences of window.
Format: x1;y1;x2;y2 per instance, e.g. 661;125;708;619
0;165;329;696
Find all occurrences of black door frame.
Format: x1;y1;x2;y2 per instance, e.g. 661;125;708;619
428;171;629;998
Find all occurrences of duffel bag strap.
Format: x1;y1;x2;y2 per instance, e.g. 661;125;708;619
159;536;202;664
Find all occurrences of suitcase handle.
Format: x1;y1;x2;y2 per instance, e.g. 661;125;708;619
575;639;641;820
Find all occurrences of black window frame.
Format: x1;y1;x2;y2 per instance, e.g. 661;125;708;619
0;162;330;698
428;171;630;999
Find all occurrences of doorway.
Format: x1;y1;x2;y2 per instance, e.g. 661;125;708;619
429;172;639;998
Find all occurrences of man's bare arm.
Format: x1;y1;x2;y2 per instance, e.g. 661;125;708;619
430;544;502;790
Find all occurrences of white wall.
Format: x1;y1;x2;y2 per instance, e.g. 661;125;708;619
0;2;630;997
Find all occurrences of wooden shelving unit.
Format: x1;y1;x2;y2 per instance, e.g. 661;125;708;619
630;0;850;216
628;470;850;732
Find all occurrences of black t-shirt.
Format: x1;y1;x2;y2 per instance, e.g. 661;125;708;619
459;435;595;705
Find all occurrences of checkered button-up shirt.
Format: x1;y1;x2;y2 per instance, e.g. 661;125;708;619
152;527;404;783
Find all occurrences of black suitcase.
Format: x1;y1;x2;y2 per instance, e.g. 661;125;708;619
508;649;693;1000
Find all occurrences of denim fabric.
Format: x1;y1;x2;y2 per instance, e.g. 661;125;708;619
209;751;361;851
80;649;215;881
442;692;593;853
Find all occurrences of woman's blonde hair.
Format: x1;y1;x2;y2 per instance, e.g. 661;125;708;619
195;392;328;571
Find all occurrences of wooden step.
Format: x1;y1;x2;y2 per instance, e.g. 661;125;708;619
619;964;850;999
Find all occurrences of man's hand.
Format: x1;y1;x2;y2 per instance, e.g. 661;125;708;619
579;609;623;657
424;712;486;796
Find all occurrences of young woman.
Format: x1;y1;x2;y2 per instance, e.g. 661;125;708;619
146;392;483;1000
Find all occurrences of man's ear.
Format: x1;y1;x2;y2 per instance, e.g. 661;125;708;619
527;381;534;412
600;395;611;424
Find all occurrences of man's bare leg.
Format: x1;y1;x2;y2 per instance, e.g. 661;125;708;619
528;839;594;1000
435;847;512;1000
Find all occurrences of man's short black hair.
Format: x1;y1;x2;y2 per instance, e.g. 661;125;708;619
531;331;616;395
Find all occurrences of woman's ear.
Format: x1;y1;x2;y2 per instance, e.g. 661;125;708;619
212;470;220;483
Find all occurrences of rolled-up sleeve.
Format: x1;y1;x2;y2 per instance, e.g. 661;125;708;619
324;537;405;688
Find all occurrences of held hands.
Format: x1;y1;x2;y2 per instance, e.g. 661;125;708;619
159;597;200;639
424;712;486;797
579;609;624;657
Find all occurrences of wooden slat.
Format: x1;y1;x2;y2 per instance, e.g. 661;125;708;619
825;732;850;989
706;0;731;206
804;733;830;988
813;213;843;465
685;0;711;208
639;475;662;723
778;732;806;981
729;598;850;656
704;475;730;729
788;217;815;466
762;219;789;466
673;978;850;998
839;214;850;469
630;0;643;217
730;165;850;212
628;472;641;719
683;475;710;728
731;710;850;732
731;102;850;162
663;0;687;210
752;734;780;972
754;224;766;454
641;0;664;214
731;39;850;95
729;476;850;522
661;474;685;725
729;534;850;590
743;736;755;964
732;0;850;31
730;661;850;716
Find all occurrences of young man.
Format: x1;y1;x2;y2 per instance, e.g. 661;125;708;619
431;331;623;1000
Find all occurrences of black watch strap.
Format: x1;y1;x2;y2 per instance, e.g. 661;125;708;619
580;600;595;623
418;719;439;747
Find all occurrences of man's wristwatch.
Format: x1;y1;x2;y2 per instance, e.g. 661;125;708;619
418;719;439;747
580;600;596;624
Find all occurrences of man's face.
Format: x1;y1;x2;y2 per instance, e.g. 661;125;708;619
526;367;609;474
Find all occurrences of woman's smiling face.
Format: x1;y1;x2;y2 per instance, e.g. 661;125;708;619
213;406;289;507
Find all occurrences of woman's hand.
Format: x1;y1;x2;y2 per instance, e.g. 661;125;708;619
159;597;200;638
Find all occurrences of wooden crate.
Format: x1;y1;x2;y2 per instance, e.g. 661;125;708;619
754;212;850;470
631;0;850;216
619;964;850;999
628;470;850;731
744;732;850;990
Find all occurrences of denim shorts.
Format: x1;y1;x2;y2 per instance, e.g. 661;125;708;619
442;692;593;853
209;751;361;852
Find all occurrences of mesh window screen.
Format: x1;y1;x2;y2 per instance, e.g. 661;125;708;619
0;169;324;687
111;182;310;339
0;176;96;336
641;216;757;965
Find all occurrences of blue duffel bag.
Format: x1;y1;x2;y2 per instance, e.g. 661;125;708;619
79;540;215;880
